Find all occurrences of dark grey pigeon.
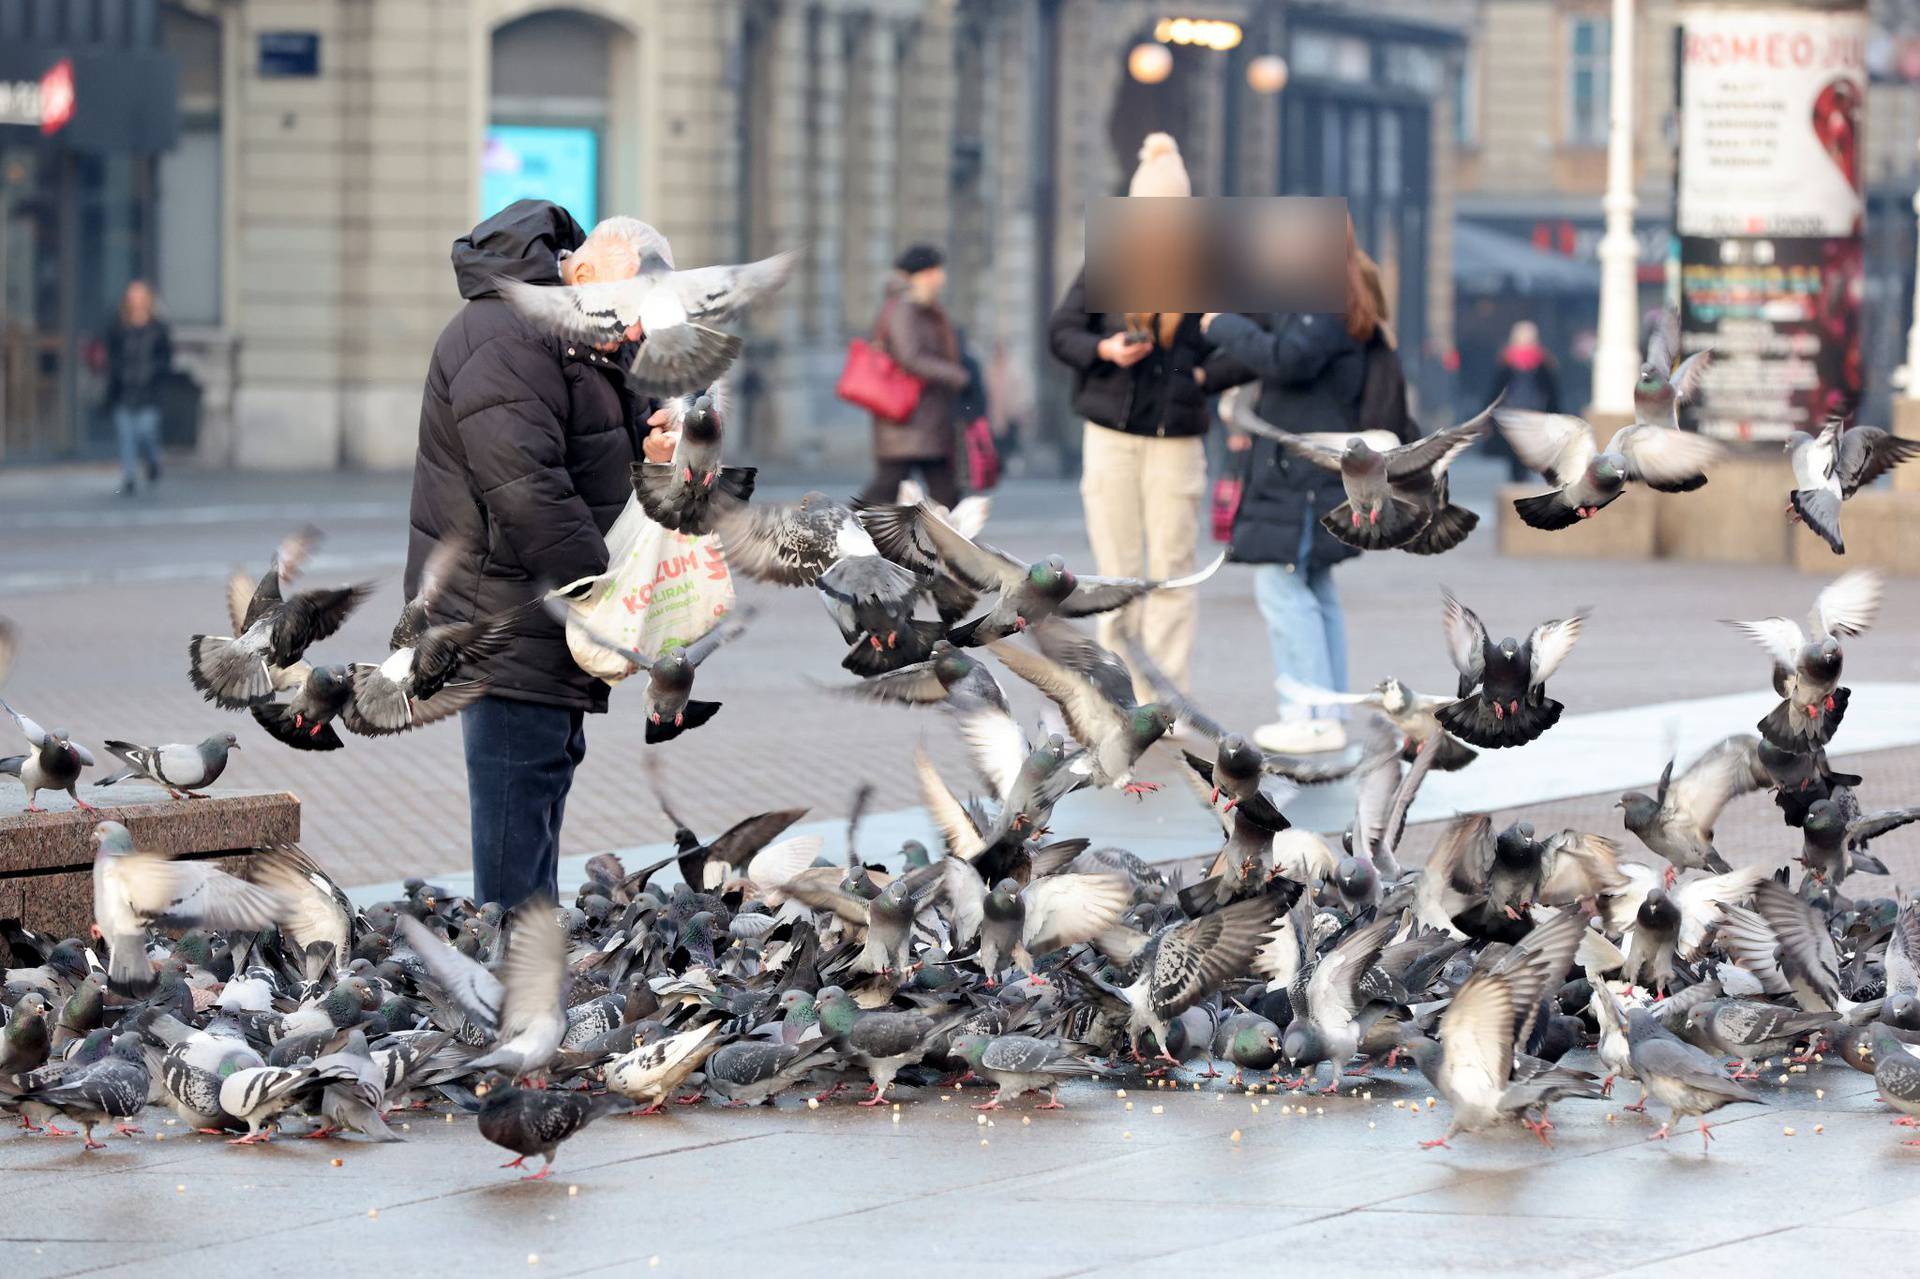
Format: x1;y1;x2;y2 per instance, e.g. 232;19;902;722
814;986;966;1105
1235;397;1494;551
1435;591;1586;749
702;1037;838;1106
250;663;353;751
991;620;1174;794
1495;408;1722;531
816;555;940;676
556;603;753;744
476;1073;623;1179
1626;1007;1762;1152
96;732;239;799
629;382;757;534
19;1033;150;1149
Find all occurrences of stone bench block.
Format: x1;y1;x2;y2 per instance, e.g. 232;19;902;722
0;784;298;965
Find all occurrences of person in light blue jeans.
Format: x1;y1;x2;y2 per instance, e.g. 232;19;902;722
105;280;172;495
1252;508;1348;710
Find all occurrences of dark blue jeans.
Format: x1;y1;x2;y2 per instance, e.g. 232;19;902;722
461;696;587;910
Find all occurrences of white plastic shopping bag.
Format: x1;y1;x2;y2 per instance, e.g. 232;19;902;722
552;493;736;683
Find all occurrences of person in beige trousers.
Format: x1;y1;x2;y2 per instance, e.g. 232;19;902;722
1046;134;1251;695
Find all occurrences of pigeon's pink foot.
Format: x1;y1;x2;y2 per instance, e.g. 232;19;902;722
73;797;98;811
1523;1117;1555;1147
1350;511;1361;527
523;1165;553;1182
1492;702;1504;720
1663;864;1678;891
83;1137;107;1151
1418;1137;1451;1150
629;1102;666;1117
1697;1119;1716;1152
1121;782;1160;798
971;1099;1002;1111
1369;508;1379;526
113;1124;142;1137
855;1094;889;1108
1649;1123;1671;1142
1824;694;1836;713
1624;1098;1648;1114
499;1156;528;1170
674;1093;703;1106
1035;1097;1066;1110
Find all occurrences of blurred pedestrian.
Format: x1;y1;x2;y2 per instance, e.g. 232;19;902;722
860;244;969;507
985;338;1033;470
105;280;172;496
1202;217;1410;753
404;200;677;910
1484;320;1561;480
1048;133;1251;696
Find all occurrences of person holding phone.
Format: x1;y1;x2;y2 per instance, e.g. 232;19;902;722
1047;134;1250;698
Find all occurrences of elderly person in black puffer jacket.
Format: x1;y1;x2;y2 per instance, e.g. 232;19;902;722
405;199;675;909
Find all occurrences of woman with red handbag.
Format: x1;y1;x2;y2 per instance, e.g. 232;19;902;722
856;244;969;506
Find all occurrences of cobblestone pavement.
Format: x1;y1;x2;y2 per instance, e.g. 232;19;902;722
4;459;1920;887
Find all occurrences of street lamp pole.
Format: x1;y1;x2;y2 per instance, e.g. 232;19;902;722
1590;0;1639;418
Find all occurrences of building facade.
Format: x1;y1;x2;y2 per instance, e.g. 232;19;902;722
1451;0;1920;421
1;0;1466;470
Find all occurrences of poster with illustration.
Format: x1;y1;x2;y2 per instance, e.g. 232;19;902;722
1675;4;1866;442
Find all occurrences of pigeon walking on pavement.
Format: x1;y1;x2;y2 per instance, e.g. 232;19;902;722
95;733;240;800
477;1073;624;1179
1626;1006;1763;1152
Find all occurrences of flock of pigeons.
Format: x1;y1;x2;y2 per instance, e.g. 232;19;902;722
4;284;1920;1182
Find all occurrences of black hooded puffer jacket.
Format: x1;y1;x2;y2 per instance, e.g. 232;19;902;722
404;199;644;712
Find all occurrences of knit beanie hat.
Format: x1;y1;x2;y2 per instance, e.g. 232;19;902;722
894;243;945;274
1128;133;1191;197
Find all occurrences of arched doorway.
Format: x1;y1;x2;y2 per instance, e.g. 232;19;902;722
483;7;639;229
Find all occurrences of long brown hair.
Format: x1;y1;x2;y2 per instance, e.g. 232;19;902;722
1343;218;1380;343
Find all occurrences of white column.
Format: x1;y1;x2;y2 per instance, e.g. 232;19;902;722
1901;147;1920;395
1590;0;1639;417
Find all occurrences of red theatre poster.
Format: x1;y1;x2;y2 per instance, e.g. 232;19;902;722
1675;5;1867;443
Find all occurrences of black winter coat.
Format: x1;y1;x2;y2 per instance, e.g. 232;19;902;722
1047;268;1252;437
106;318;173;409
1207;312;1378;570
404;199;645;712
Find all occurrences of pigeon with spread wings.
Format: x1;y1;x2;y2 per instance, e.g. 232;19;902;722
628;383;757;534
1786;413;1920;554
497;247;795;397
858;500;1222;647
1493;408;1725;531
551;600;753;743
1433;590;1587;749
1223;386;1492;553
189;528;371;709
1723;569;1881;751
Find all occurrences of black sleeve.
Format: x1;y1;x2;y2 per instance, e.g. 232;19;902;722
1047;269;1106;371
450;337;610;588
1205;313;1346;385
1541;362;1562;414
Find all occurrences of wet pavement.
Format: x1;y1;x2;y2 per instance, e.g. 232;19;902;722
0;1044;1908;1278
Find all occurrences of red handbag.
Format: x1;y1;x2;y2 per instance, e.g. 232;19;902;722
836;300;923;423
1210;475;1243;542
964;416;1000;491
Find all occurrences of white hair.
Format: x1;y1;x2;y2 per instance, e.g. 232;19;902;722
582;216;675;270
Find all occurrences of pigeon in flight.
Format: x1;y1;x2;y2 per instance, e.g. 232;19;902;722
90;820;286;995
1617;734;1767;884
1225;388;1493;552
991;621;1175;795
398;897;568;1082
1724;568;1881;750
497;246;796;397
1786;413;1920;554
629;382;757;534
1;698;96;811
95;733;239;800
341;589;511;739
858;500;1223;646
1277;674;1478;772
1494;408;1724;530
1634;308;1714;429
555;602;753;743
1434;590;1587;749
249;663;353;751
189;529;371;709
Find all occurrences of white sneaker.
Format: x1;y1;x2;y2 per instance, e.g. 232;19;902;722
1252;719;1348;754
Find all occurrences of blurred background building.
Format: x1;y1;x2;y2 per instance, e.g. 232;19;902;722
1;0;1918;471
